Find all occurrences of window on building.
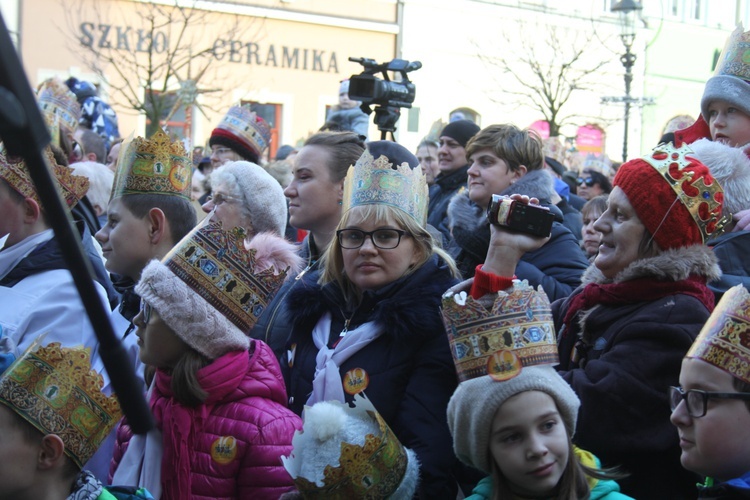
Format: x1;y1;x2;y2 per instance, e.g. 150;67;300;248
242;101;281;161
144;90;190;141
449;107;481;126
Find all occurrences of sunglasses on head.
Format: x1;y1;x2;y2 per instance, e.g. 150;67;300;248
577;177;595;187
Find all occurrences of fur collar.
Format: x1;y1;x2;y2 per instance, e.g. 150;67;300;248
689;138;750;217
287;256;456;342
247;232;304;277
447;169;559;232
581;244;721;285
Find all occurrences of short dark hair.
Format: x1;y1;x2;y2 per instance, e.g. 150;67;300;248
8;408;80;478
78;128;106;163
584;170;612;194
465;124;544;173
120;194;197;244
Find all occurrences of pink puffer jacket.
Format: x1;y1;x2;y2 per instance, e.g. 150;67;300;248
110;340;302;499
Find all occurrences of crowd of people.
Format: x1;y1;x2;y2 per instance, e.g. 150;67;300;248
1;25;750;500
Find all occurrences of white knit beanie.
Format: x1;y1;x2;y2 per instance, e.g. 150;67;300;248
447;366;580;474
136;260;250;360
689;138;750;217
701;75;750;127
211;161;287;235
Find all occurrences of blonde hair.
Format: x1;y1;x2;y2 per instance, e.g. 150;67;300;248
320;204;459;303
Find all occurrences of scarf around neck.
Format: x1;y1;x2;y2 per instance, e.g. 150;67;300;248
562;274;714;333
152;349;248;500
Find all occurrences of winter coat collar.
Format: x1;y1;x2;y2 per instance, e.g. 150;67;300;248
581;244;721;286
287;255;458;343
435;165;469;191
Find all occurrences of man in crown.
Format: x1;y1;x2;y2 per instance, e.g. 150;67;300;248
0;150;109;377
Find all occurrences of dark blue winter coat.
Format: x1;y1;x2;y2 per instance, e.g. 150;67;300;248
282;254;462;499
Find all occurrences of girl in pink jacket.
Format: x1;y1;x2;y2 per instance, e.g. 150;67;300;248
110;221;303;499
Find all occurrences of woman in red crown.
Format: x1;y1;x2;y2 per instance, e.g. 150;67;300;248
468;143;726;498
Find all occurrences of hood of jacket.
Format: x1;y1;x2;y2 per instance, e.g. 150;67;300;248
287;254;458;343
581;244;721;286
447;169;563;233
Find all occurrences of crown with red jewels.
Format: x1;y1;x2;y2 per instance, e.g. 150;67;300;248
163;219;288;333
214;104;272;157
642;142;727;242
441;281;559;383
687;285;750;385
37;78;81;133
0;147;89;208
343;151;428;226
0;342;121;469
112;129;192;200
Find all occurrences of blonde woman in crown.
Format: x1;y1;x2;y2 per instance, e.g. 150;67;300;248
281;144;471;498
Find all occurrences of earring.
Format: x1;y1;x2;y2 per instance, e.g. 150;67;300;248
338;200;343;206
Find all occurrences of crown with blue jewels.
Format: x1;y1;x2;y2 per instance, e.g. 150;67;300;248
214;104;272;157
442;281;559;382
163;219;288;333
642;142;727;242
342;151;428;226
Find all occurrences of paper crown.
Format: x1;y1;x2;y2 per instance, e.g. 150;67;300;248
37;78;81;133
211;104;272;159
0;342;121;469
111;129;192;200
342;151;428;226
642;142;727;242
442;281;558;383
687;285;750;385
162;219;288;333
713;24;750;80
281;394;416;499
0;147;89;208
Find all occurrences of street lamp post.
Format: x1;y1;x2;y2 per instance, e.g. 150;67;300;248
611;0;642;163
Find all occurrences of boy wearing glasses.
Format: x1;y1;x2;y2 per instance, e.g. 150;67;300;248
670;284;750;497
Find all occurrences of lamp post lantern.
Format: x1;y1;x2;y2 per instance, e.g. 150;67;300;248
611;0;642;163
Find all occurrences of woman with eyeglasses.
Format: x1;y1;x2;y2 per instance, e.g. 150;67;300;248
576;170;612;201
468;143;726;498
282;148;466;498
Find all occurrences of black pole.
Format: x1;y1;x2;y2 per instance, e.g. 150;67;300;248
620;34;637;164
0;12;153;434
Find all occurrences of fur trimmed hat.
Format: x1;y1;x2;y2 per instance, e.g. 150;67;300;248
210;161;287;236
282;394;420;499
439;120;480;148
209;105;272;163
688;138;750;217
700;76;750;127
447;367;580;474
613;143;725;249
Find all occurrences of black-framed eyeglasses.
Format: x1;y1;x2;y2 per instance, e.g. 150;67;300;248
669;386;750;418
337;228;409;250
577;177;595;187
140;301;153;324
206;193;239;206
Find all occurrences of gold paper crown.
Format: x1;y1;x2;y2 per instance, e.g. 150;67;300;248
0;147;89;208
643;142;727;242
282;395;410;499
111;129;192;200
442;281;559;382
687;285;750;384
214;104;272;157
0;342;121;469
37;78;81;133
342;151;428;226
163;219;288;333
714;24;750;79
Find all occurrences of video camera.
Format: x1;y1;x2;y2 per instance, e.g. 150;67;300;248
347;57;422;139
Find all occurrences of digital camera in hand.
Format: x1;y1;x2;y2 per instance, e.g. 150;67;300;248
486;195;554;237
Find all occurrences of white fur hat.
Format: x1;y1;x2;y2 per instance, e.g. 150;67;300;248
282;394;420;499
689;138;750;217
447;366;580;474
211;161;287;235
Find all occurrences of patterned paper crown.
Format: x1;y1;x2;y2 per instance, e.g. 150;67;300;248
442;281;559;383
342;151;428;226
213;104;272;158
37;78;81;133
163;219;288;333
642;142;727;242
111;129;192;200
713;24;750;80
0;147;89;208
281;394;411;499
0;342;121;469
687;285;750;385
